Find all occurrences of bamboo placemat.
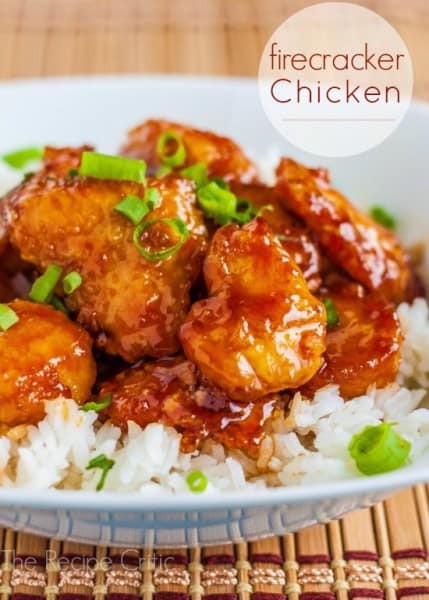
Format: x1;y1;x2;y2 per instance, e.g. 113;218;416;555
0;485;427;600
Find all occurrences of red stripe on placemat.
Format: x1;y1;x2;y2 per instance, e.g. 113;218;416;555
203;555;236;565
392;548;427;560
251;594;286;600
59;595;92;600
110;554;141;567
203;595;237;600
249;554;283;565
14;555;46;567
154;594;189;600
349;589;384;599
344;551;379;562
300;593;336;600
297;555;331;564
107;595;140;600
397;587;429;598
12;595;43;600
158;554;189;565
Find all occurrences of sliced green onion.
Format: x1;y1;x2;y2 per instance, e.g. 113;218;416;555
29;264;63;304
114;194;150;225
79;152;146;184
322;298;340;328
349;423;411;475
86;453;115;491
186;470;208;493
81;394;113;413
197;181;238;225
67;168;79;178
155;165;173;177
3;146;43;169
0;304;19;331
211;177;229;190
133;218;189;262
156;131;186;168
144;187;161;210
233;198;258;225
180;163;208;188
63;271;82;295
133;217;189;262
51;295;69;315
369;205;396;230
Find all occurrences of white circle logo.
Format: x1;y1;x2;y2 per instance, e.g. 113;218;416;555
258;2;413;157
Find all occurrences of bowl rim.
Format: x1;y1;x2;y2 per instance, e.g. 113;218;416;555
0;74;428;512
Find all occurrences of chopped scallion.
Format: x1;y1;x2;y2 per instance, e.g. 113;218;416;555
369;205;396;230
29;264;63;304
3;147;43;170
133;217;189;262
180;163;208;188
63;271;82;295
79;152;146;184
197;181;238;225
322;298;340;328
114;194;150;225
81;394;113;413
144;187;161;210
51;296;69;315
155;165;173;177
233;198;258;225
186;470;208;493
86;453;115;491
349;423;411;475
0;304;19;331
156;131;186;168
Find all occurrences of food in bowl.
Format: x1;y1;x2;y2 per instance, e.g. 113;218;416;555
0;119;427;494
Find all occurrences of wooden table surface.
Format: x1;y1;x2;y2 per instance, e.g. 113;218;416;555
0;0;427;100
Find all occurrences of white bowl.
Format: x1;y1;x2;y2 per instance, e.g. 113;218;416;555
0;75;428;547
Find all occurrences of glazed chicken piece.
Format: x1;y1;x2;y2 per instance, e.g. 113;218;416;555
121;119;259;183
230;182;321;291
0;300;96;426
276;158;414;303
41;145;94;178
100;355;280;455
302;280;402;399
3;171;207;362
180;218;326;402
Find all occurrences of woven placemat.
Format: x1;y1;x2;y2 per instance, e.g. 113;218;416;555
0;485;427;600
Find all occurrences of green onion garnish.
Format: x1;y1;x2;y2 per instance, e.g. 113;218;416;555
234;199;258;225
63;271;82;295
211;177;230;190
133;218;189;262
51;296;69;315
29;264;63;304
156;131;186;168
186;470;208;493
3;147;43;170
197;181;238;225
79;152;146;184
369;205;397;230
180;163;208;188
67;168;79;178
114;195;150;225
86;453;115;491
349;423;411;475
322;298;340;328
81;394;113;413
155;165;173;177
0;304;19;331
144;188;161;210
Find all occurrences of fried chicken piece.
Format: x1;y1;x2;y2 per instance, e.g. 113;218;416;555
0;300;96;426
230;182;321;291
302;281;402;399
100;355;280;455
3;172;207;362
41;145;94;177
276;158;413;303
180;218;326;402
121;119;259;183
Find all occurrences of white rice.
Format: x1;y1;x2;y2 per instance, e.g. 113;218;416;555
0;298;425;493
